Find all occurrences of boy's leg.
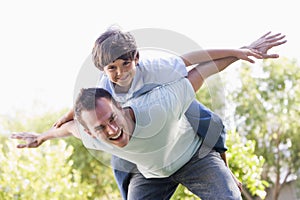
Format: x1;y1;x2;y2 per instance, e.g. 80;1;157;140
173;150;242;200
127;171;178;200
184;100;227;156
111;155;136;200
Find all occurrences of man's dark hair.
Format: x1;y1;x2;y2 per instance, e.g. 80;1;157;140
75;88;117;130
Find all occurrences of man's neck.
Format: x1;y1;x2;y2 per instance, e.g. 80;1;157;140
123;107;136;138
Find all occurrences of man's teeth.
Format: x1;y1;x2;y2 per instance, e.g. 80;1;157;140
110;130;122;140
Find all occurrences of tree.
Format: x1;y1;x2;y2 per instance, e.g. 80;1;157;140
230;58;300;200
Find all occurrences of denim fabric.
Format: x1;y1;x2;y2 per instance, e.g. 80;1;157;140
127;150;241;200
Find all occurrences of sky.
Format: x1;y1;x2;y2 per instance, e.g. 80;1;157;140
0;0;299;118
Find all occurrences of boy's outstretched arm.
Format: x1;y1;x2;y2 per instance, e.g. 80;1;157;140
181;48;259;67
11;120;80;148
187;32;287;91
181;32;286;67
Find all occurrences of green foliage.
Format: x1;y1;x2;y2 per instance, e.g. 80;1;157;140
226;130;269;199
171;184;200;200
231;58;300;197
0;108;69;133
0;137;94;200
195;75;226;113
65;137;120;199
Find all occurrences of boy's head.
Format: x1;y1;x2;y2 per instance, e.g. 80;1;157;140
92;27;139;71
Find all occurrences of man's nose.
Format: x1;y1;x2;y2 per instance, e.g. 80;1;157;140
106;123;118;135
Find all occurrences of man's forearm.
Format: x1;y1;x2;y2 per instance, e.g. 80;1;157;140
187;57;237;91
39;120;80;142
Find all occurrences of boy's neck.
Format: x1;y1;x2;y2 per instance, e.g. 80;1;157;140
114;83;131;94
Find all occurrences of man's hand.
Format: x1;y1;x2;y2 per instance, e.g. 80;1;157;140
10;132;44;148
243;31;287;58
235;49;263;63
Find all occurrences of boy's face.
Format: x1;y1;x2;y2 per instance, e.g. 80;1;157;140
103;58;138;88
81;97;133;148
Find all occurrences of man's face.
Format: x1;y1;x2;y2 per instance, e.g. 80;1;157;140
103;58;138;89
81;97;133;148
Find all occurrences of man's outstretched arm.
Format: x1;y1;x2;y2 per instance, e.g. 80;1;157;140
11;120;80;148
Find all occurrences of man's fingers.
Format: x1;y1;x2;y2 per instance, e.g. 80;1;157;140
263;54;279;59
17;144;27;148
260;31;271;39
271;40;287;47
11;132;38;138
266;32;282;40
250;50;263;59
244;57;255;63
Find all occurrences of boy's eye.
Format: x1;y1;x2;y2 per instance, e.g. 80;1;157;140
123;61;131;66
107;66;116;71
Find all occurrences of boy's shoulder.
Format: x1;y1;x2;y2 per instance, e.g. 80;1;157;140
138;53;184;72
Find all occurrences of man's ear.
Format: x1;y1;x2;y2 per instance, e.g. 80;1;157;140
84;128;96;138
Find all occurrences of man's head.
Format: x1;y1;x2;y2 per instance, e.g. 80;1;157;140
75;88;133;147
92;27;139;88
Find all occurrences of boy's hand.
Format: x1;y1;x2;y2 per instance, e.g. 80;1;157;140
53;109;75;128
53;114;73;128
243;31;287;59
10;132;44;148
53;117;68;128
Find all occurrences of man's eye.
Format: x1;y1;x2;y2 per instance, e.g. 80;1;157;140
109;115;116;123
95;126;104;132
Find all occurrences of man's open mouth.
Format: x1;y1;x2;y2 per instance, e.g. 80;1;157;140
109;129;123;140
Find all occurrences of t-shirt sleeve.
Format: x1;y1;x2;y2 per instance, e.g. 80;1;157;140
96;72;114;94
96;71;106;88
139;55;188;85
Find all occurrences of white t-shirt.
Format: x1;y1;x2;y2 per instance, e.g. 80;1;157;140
80;78;202;178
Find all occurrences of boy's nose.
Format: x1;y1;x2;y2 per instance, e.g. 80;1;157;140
116;67;123;76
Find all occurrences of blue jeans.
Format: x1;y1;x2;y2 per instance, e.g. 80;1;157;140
127;150;241;200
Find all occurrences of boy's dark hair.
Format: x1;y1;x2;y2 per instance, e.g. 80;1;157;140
92;27;139;71
75;88;117;130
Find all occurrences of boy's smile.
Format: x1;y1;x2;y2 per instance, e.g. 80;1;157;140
103;58;138;91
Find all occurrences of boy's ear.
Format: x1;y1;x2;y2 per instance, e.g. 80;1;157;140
135;52;139;64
